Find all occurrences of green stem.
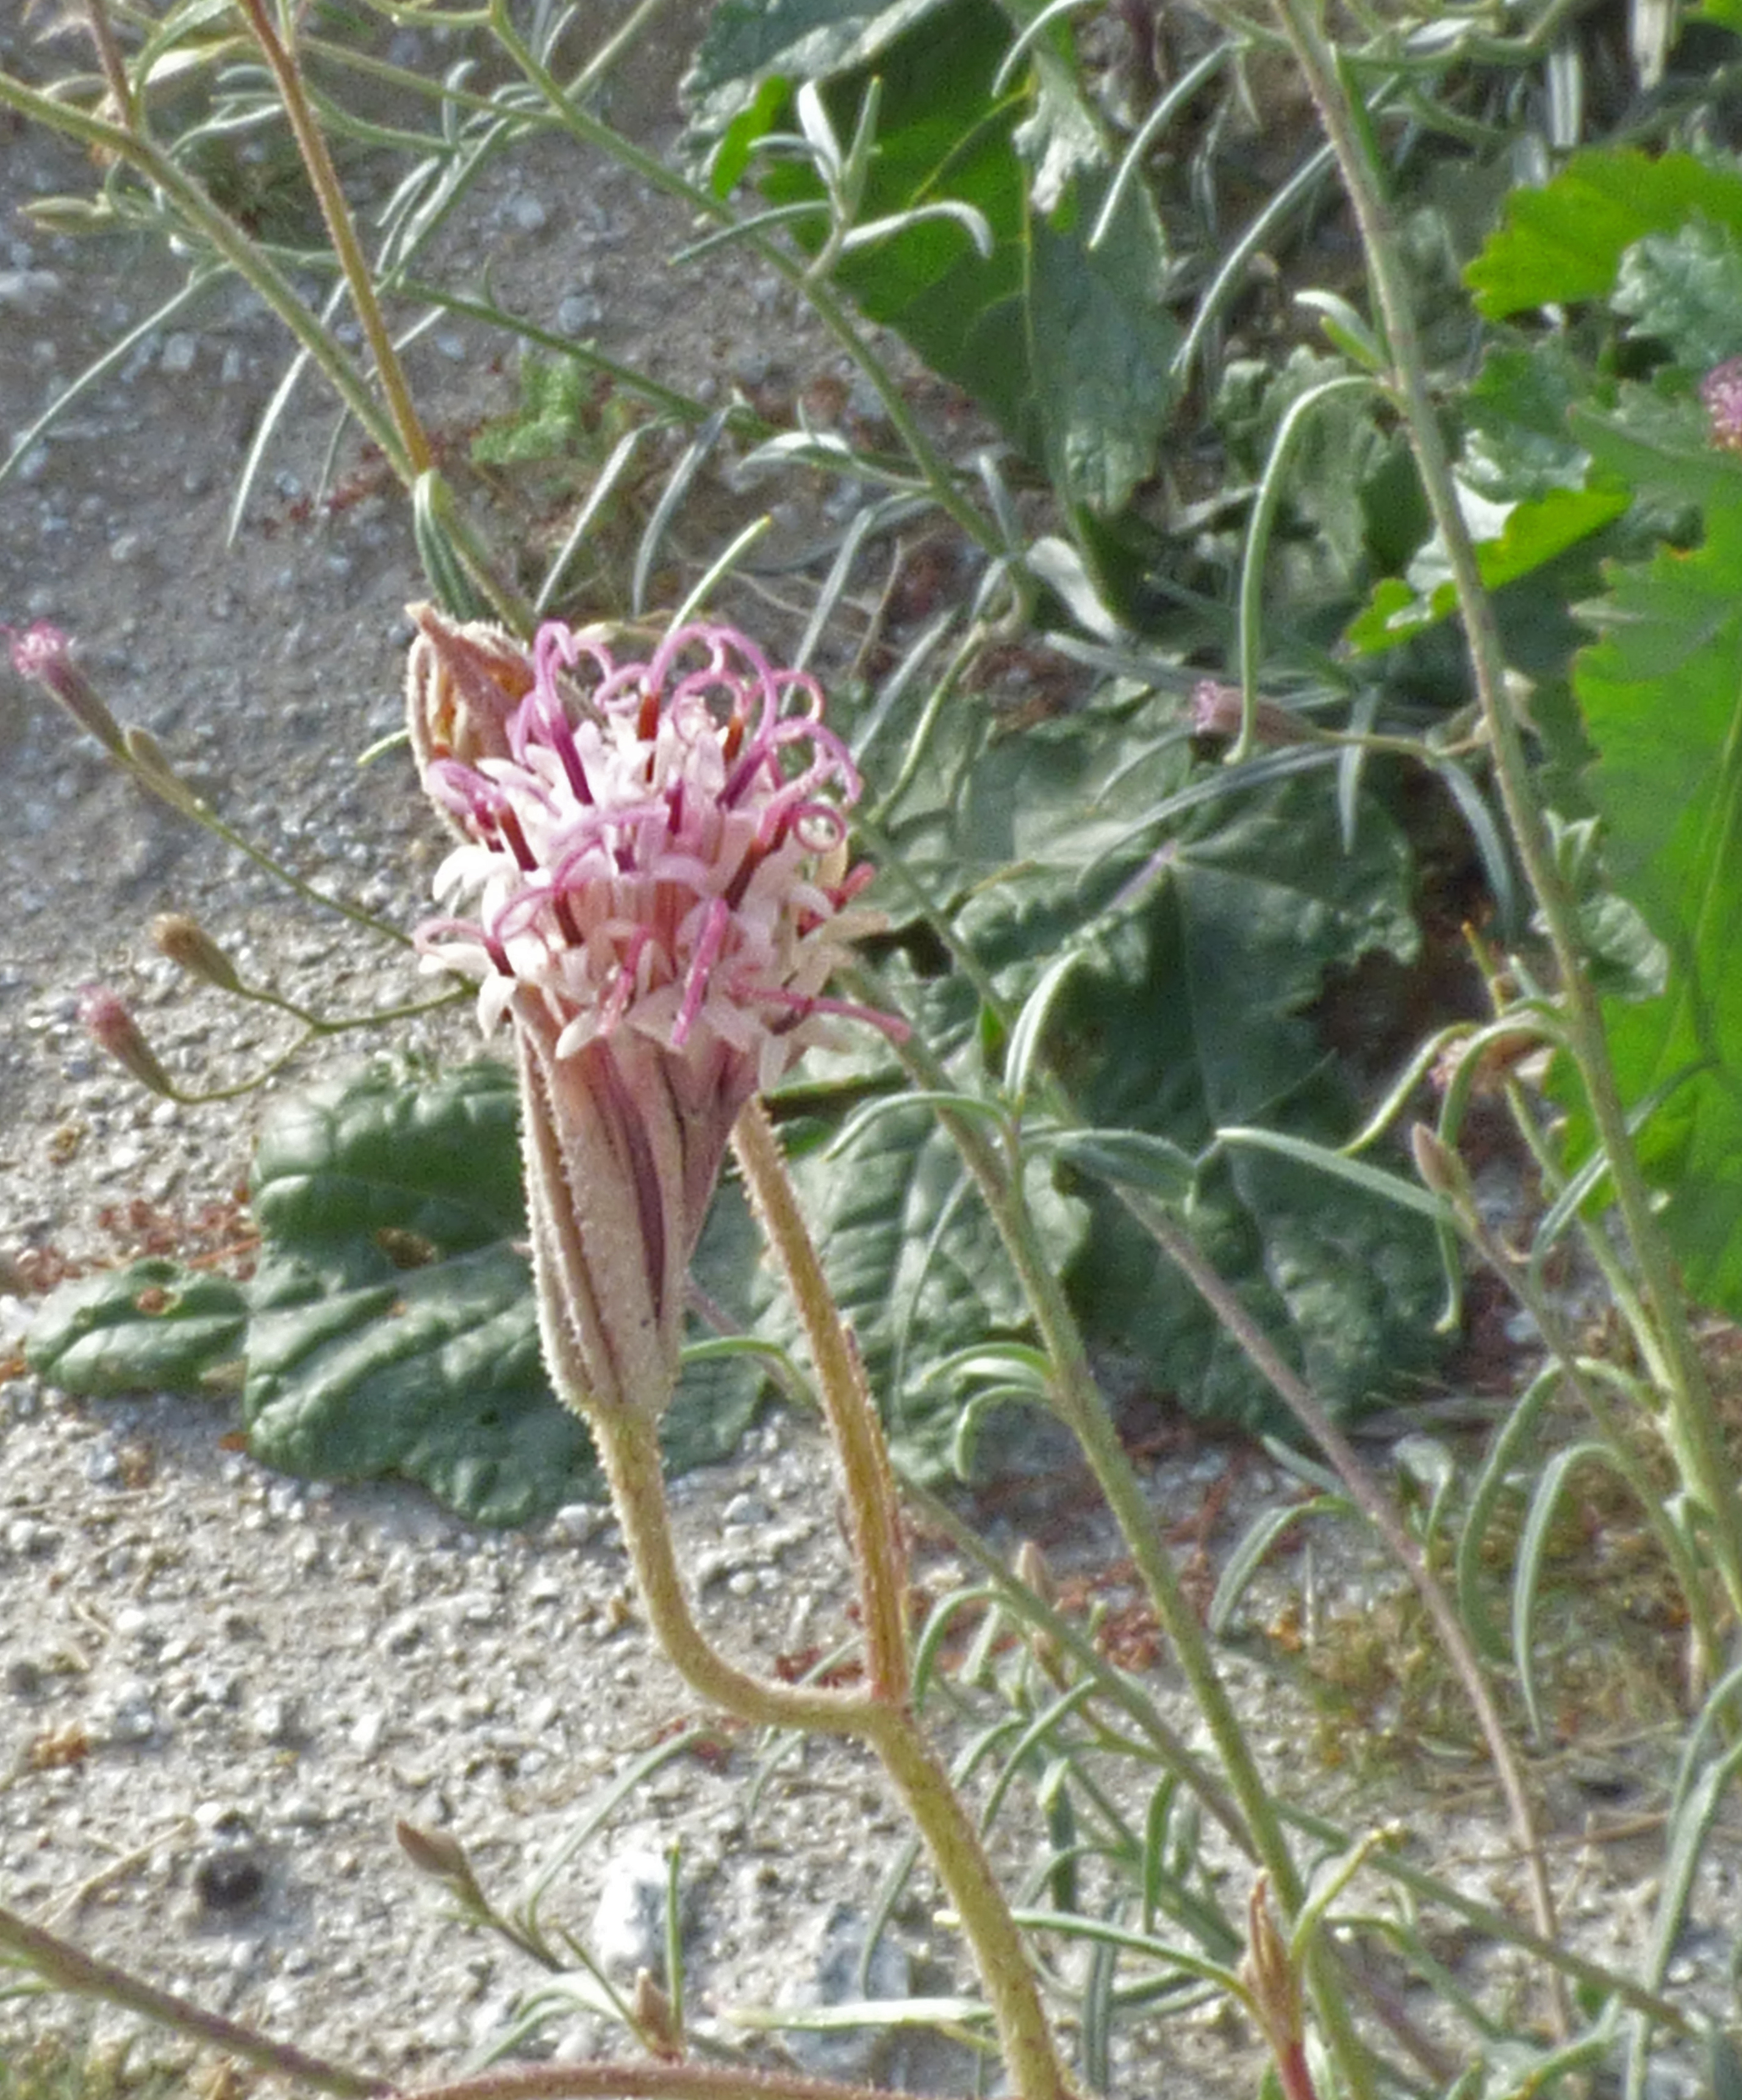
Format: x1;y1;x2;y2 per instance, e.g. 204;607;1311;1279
731;1099;910;1700
585;1401;876;1737
878;1029;1375;2099
1119;1190;1563;1974
119;733;413;947
237;0;434;479
585;1401;1073;2100
0;1904;384;2098
1272;0;1742;1630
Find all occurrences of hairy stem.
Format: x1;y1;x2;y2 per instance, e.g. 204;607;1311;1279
237;0;433;480
876;1023;1376;2099
731;1099;909;1700
0;1904;384;2098
406;2068;923;2100
586;1400;1072;2100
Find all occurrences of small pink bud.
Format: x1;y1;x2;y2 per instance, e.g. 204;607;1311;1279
4;622;128;758
77;986;176;1098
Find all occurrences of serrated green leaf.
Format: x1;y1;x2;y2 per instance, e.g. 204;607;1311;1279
1571;387;1742;508
1466;148;1742;319
26;1258;248;1398
1572;500;1742;1311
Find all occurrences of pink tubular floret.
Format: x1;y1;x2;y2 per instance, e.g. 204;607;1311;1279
415;615;895;1079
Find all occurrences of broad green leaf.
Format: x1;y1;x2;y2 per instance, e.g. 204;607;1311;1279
1460;342;1592;501
1040;776;1444;1430
26;1259;248;1398
688;0;1177;514
27;1063;764;1528
1466;149;1742;318
866;662;1449;1429
681;0;952;145
1574;500;1742;1311
242;1062;761;1524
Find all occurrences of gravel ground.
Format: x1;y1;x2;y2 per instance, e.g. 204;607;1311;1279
2;10;1739;2098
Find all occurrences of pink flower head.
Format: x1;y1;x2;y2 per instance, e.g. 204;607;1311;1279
5;621;128;757
1704;356;1742;453
405;614;902;1420
412;617;900;1090
77;985;175;1098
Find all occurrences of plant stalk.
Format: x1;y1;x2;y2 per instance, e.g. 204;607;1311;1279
0;70;414;487
237;0;434;481
0;1904;384;2098
586;1394;1072;2100
731;1099;909;1700
876;1027;1376;2099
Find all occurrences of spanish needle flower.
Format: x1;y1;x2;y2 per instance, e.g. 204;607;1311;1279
77;985;176;1099
5;620;129;758
406;613;900;1421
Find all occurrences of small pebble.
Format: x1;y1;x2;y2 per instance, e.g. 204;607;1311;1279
194;1846;267;1915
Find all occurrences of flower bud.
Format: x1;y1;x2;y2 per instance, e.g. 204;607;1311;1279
631;1969;683;2060
1014;1540;1068;1687
5;622;128;758
77;986;176;1098
151;913;244;994
1410;1122;1471;1206
404;602;539;819
1189;679;1311;747
394;1819;486;1908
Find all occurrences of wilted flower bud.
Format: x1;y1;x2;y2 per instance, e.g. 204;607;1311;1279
1014;1540;1068;1687
151;913;244;994
1410;1122;1471;1206
631;1968;684;2059
409;615;903;1422
1189;680;1311;747
394;1819;487;1909
1702;356;1742;453
405;603;540;827
77;986;175;1098
4;622;128;758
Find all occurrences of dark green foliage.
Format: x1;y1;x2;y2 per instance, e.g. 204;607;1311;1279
27;1260;248;1400
27;1064;759;1527
686;0;1177;514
